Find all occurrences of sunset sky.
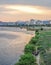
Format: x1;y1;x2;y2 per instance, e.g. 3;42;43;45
0;0;51;22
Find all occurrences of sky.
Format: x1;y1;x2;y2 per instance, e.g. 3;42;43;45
0;0;51;22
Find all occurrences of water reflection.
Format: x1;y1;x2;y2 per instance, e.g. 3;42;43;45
0;27;34;65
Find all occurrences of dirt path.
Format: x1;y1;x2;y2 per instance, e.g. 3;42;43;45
36;54;40;65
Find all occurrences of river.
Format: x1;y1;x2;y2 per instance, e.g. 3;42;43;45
0;27;34;65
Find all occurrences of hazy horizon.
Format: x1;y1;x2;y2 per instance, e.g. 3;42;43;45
0;0;51;22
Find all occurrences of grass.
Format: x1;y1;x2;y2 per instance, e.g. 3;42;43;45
38;30;51;65
38;30;51;50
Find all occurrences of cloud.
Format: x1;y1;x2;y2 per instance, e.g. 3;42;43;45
0;4;51;22
0;5;51;15
0;0;51;22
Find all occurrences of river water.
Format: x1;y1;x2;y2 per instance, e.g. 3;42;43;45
0;27;34;65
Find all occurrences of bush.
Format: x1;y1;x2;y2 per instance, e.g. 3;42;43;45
40;28;43;31
15;53;37;65
29;37;38;45
35;34;40;39
24;44;35;54
35;29;39;33
35;29;39;35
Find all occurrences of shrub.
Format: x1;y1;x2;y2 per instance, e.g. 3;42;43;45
40;28;43;31
35;29;39;35
35;29;39;33
24;44;35;54
29;37;38;45
35;34;40;39
15;53;37;65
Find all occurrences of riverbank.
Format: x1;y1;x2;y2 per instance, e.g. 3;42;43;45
15;30;39;65
15;29;51;65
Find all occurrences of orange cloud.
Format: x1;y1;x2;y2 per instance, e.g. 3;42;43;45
0;5;51;21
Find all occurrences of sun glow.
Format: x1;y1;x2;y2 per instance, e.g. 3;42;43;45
5;5;43;14
0;5;51;21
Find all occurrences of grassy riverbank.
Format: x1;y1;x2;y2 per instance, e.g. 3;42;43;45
15;29;51;65
15;30;39;65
